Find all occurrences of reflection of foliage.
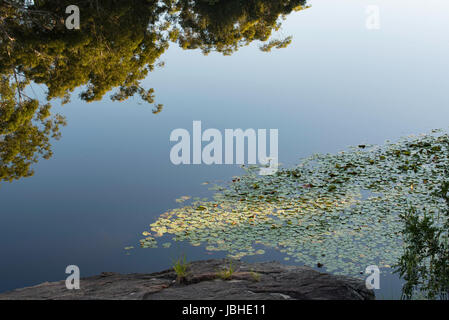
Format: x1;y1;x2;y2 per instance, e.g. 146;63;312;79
260;36;292;52
395;182;449;300
1;0;309;183
0;75;65;182
0;0;169;184
1;0;310;105
142;130;449;278
170;0;309;55
0;0;169;105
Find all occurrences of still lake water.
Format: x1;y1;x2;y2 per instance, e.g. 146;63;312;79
1;0;449;298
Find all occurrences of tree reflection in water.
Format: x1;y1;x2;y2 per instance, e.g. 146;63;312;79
0;0;309;183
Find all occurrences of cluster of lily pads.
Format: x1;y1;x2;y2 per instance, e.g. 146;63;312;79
140;130;449;277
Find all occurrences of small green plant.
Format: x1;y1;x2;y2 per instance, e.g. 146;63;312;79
250;270;261;282
394;180;449;300
218;261;235;280
172;255;189;283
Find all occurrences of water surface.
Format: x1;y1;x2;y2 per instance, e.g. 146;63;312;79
1;0;449;298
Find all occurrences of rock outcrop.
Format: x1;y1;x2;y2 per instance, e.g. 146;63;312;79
0;259;374;300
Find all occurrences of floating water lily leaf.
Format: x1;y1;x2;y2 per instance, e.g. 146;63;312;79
175;196;191;203
140;130;449;278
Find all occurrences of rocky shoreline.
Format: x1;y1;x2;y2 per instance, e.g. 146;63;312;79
0;259;374;300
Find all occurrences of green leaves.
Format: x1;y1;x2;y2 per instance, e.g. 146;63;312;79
394;187;449;300
141;130;449;279
1;1;312;184
0;76;66;183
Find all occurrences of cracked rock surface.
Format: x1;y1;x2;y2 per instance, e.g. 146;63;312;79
0;259;374;300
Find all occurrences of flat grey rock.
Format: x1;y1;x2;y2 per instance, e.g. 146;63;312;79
0;259;374;300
